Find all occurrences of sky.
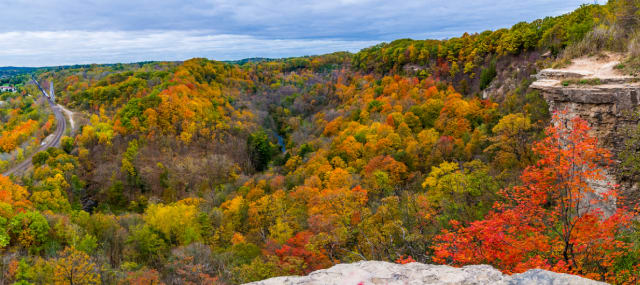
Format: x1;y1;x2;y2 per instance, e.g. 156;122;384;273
0;0;591;67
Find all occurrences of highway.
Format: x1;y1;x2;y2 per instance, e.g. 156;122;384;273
2;78;67;177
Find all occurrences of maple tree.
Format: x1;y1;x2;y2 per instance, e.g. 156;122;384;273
432;114;635;282
0;176;32;248
0;119;38;152
271;231;332;275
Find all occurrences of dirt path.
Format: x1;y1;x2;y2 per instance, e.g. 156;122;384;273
562;52;626;79
57;104;75;132
532;52;638;89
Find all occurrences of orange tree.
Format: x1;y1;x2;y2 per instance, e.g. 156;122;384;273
432;114;635;282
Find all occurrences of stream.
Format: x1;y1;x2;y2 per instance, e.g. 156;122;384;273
275;133;286;154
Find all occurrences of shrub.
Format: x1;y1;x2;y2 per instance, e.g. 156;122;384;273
479;60;497;90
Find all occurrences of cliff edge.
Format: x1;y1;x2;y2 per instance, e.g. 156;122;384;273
245;261;606;285
530;52;640;205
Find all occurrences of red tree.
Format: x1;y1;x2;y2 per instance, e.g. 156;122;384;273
432;114;633;282
273;231;332;275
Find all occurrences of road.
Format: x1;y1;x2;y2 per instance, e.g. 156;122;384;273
2;83;67;177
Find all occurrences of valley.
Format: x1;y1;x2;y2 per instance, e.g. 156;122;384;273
0;1;639;284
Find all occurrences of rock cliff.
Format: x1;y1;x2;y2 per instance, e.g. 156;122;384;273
530;53;640;205
245;261;606;285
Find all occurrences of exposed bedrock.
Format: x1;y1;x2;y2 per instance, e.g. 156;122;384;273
531;61;640;206
246;261;606;285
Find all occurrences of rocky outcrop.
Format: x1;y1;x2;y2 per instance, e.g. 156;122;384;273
530;54;640;205
531;74;640;153
245;261;606;285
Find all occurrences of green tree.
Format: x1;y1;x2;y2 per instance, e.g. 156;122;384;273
126;225;167;265
9;211;50;253
121;139;139;179
248;130;275;171
60;136;74;154
232;257;282;284
479;60;497;90
32;151;50;166
422;160;499;226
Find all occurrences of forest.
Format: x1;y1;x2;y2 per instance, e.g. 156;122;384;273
0;0;639;284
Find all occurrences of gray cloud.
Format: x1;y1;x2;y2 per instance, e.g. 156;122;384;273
0;0;589;66
0;30;378;66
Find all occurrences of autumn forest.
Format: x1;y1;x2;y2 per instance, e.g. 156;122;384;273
1;1;640;284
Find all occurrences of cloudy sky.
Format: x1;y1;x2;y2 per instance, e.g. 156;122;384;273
0;0;589;67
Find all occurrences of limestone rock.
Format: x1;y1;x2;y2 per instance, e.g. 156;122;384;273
245;261;606;285
530;53;640;205
510;269;606;285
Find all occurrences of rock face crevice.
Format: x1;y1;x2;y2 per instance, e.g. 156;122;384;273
246;261;606;285
530;54;640;205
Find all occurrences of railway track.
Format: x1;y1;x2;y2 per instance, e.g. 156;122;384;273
2;79;67;177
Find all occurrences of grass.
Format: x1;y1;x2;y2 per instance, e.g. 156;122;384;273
617;56;640;77
551;58;572;69
561;78;603;86
610;33;640;76
558;26;613;61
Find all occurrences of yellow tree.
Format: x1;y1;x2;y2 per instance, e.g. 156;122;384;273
143;201;202;245
53;247;101;285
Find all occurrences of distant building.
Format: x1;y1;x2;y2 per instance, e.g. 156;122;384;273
0;85;16;93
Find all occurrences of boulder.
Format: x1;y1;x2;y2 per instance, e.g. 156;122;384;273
245;261;606;285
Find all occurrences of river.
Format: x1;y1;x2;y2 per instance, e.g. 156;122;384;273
275;133;286;154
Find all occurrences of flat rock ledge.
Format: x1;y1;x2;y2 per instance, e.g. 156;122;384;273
245;261;606;285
